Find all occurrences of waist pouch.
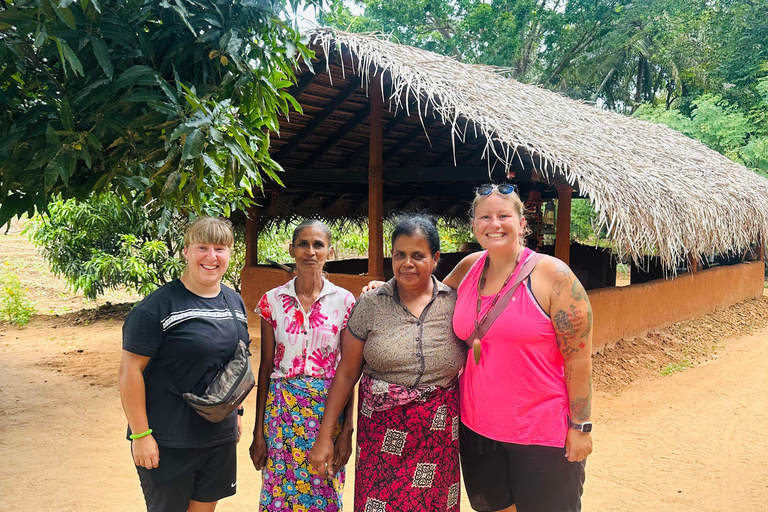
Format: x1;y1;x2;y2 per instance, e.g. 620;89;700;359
156;292;255;423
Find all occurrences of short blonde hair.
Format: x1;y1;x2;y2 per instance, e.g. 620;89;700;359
184;217;234;248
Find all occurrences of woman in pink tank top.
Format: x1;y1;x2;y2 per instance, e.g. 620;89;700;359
441;184;593;512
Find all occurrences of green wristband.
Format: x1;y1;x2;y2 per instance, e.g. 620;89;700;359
129;428;153;440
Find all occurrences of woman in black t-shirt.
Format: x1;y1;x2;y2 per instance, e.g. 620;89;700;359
118;217;248;512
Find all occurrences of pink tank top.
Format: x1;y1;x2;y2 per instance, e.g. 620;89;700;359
453;248;569;447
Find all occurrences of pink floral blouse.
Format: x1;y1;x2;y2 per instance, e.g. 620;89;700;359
257;278;355;379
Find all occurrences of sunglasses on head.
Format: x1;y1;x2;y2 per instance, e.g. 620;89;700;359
474;183;518;197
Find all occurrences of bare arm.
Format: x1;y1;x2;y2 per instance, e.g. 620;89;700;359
117;350;158;469
442;251;484;290
249;318;275;470
545;258;593;462
332;332;358;473
309;329;365;477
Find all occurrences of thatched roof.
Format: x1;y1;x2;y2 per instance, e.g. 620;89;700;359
289;28;768;269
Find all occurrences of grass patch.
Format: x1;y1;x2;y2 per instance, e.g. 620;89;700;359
660;360;692;376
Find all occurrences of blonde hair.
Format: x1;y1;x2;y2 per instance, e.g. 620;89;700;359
184;217;234;248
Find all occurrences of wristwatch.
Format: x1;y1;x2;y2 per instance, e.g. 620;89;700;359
569;420;592;433
237;408;244;416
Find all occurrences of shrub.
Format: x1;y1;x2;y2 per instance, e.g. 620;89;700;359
0;270;36;327
30;194;245;299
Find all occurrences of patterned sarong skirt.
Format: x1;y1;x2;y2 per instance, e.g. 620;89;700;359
260;377;345;512
354;374;461;512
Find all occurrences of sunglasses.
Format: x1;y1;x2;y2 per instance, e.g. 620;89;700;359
474;183;518;197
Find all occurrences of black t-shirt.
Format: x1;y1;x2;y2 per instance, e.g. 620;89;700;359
122;280;249;448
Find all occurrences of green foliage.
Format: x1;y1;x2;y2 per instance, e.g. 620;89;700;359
635;92;768;177
29;194;184;299
660;359;692;376
0;0;317;226
0;267;36;326
570;199;602;243
258;219;475;264
29;193;247;298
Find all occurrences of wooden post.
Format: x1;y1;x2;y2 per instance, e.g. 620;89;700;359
368;77;385;278
759;233;765;261
687;252;698;275
554;184;572;265
244;205;259;267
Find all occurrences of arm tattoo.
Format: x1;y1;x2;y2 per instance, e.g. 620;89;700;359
552;263;571;300
564;365;592;421
553;305;582;356
570;280;588;301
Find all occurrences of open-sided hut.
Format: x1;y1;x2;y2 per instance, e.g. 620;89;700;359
242;29;768;349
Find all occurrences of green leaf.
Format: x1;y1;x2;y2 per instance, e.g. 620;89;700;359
161;170;182;196
49;0;77;29
57;38;84;76
168;122;196;142
182;129;205;160
115;65;158;88
124;90;166;103
202;153;224;176
60;97;75;132
46;124;59;147
45;155;61;188
90;36;113;80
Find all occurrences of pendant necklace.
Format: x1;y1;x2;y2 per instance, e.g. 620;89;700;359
472;256;517;365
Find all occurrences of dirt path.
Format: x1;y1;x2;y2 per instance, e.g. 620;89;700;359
1;312;767;511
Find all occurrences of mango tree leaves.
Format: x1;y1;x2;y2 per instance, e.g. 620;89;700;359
0;0;318;226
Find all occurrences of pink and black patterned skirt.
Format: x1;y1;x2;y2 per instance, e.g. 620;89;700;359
354;374;461;512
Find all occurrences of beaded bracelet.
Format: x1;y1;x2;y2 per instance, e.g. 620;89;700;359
129;428;153;440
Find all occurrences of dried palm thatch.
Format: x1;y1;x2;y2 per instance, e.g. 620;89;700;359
308;28;768;270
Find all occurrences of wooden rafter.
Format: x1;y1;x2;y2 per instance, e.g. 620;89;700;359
299;104;370;168
340;101;418;168
383;117;437;164
288;57;328;98
274;79;362;163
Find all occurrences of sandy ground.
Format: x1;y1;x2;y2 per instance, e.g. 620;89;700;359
1;233;768;511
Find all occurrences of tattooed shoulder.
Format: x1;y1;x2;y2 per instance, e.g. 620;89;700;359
570;279;588;302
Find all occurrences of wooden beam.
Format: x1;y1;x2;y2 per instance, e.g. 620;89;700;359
292;191;315;209
687;253;699;275
281;166;491;183
554;183;573;265
274;79;362;163
341;102;417;168
369;78;385;278
244;206;259;267
398;120;454;168
299;105;370;168
288;57;327;98
383;117;437;164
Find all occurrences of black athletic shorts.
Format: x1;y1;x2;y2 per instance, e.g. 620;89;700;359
135;441;237;512
459;423;586;512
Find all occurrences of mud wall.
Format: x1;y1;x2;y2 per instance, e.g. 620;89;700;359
588;261;765;351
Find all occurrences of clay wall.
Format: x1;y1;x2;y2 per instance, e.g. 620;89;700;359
589;261;765;351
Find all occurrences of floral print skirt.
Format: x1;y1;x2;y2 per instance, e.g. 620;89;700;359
260;377;345;512
354;376;461;512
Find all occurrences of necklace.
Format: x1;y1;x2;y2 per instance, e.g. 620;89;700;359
472;256;517;365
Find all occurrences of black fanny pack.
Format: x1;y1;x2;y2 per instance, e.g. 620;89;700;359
157;291;255;423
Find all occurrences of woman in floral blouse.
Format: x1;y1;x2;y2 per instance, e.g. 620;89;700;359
250;219;356;512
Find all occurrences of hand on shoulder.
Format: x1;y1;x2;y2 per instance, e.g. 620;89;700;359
442;251;484;290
